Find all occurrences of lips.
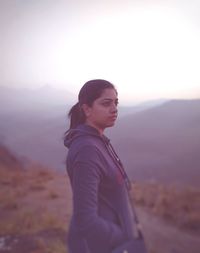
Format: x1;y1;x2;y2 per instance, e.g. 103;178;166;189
109;115;117;120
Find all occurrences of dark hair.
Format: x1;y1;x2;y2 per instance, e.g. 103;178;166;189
68;79;116;129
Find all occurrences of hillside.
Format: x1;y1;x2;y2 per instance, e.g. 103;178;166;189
0;91;200;185
0;85;75;113
0;86;154;170
0;145;22;169
0;110;68;169
108;99;200;185
0;145;71;253
0;146;199;253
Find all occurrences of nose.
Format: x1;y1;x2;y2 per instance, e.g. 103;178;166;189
111;103;118;114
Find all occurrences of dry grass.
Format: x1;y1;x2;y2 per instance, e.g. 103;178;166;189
1;151;199;253
48;190;59;199
1;192;19;210
130;182;200;233
0;161;70;253
0;153;73;253
0;197;66;236
32;237;68;253
29;182;47;191
46;239;68;253
0;165;25;187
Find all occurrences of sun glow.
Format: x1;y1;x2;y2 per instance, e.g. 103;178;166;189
51;6;200;103
1;1;200;104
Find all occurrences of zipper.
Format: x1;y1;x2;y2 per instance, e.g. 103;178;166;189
105;141;132;191
104;140;143;239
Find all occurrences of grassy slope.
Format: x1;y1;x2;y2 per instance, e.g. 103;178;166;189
0;155;71;253
0;146;199;253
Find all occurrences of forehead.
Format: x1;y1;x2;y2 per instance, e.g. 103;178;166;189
98;88;118;100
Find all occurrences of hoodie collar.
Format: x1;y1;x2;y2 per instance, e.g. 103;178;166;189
64;124;110;148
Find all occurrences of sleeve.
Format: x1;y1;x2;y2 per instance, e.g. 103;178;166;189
71;145;126;250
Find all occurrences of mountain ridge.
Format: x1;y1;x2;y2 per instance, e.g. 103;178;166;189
107;99;200;185
0;96;199;186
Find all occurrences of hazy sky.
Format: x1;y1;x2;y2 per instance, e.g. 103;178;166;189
1;0;200;104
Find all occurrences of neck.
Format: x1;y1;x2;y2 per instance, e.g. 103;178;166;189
85;122;104;135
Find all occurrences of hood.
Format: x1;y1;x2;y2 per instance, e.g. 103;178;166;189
64;124;110;148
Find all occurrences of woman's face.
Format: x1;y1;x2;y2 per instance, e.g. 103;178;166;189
83;88;118;134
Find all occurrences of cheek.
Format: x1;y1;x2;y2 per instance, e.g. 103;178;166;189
90;107;109;121
90;110;104;121
95;108;107;116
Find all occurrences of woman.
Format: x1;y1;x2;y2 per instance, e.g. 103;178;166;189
64;79;146;253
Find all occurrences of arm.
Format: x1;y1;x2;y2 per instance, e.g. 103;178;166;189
71;145;126;250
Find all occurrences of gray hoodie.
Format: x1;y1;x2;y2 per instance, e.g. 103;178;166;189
64;124;135;253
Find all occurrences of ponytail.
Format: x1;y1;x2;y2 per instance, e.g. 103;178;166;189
68;102;85;129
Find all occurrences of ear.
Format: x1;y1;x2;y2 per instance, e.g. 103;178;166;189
82;104;91;117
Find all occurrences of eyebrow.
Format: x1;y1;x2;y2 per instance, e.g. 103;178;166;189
100;98;118;102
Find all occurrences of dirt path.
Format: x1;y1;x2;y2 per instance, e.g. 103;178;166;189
137;208;200;253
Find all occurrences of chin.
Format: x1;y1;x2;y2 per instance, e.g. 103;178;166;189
106;122;115;128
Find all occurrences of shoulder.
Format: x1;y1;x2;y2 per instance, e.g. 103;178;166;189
70;134;103;153
68;135;107;164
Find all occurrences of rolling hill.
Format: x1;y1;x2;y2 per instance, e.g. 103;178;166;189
0;85;199;185
108;99;200;185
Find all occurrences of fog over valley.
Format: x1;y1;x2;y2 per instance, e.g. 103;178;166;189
0;86;199;186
